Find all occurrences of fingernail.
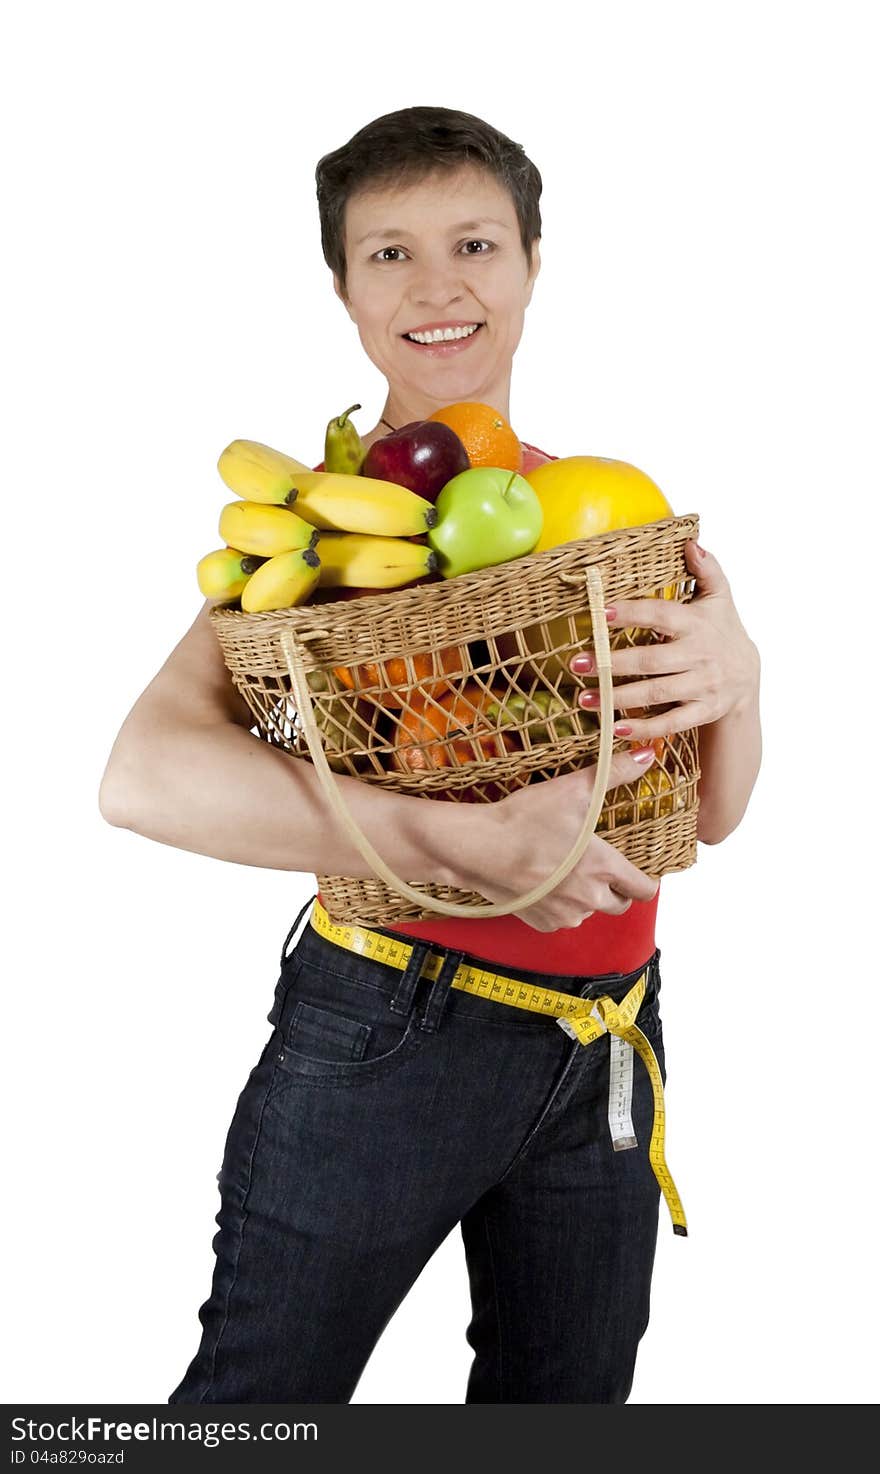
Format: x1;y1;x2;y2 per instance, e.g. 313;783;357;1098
570;653;594;673
633;747;656;763
578;690;599;706
614;722;632;735
695;543;707;559
604;606;617;621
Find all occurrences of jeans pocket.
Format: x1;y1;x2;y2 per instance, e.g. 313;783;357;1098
268;957;427;1094
287;1000;371;1063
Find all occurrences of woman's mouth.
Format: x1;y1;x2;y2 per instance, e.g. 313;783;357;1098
401;323;485;356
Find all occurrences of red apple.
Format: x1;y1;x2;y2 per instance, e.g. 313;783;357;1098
362;421;470;502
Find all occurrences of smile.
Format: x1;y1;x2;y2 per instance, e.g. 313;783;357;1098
401;324;485;356
404;323;482;343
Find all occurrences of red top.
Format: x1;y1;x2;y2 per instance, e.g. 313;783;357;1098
310;440;659;975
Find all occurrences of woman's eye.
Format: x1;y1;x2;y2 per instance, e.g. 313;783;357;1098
372;240;494;263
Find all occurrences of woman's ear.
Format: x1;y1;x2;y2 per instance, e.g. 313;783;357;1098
525;240;542;303
332;274;355;319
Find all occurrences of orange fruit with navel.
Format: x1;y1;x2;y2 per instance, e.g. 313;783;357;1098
426;402;522;472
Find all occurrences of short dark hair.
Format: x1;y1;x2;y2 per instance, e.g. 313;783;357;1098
316;105;543;297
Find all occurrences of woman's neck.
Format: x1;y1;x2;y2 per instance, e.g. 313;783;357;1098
371;376;513;441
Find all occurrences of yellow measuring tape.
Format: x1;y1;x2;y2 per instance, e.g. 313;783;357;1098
310;899;687;1236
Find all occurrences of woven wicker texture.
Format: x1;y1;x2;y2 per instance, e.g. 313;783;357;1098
211;513;701;922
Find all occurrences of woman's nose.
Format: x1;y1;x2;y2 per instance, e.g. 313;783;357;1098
410;272;467;308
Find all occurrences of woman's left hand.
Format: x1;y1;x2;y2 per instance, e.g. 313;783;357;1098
570;540;759;740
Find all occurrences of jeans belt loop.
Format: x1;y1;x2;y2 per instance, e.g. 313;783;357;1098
389;939;432;1016
280;891;319;971
418;948;467;1034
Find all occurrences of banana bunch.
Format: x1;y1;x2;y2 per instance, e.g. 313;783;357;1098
197;541;321;612
218;438;436;536
197;431;440;612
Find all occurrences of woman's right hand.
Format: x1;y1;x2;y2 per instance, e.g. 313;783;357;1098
476;748;661;932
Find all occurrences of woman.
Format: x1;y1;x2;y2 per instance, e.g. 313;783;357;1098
99;106;762;1403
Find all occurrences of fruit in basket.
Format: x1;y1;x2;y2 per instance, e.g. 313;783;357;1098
427;468;543;578
218;439;312;502
324;404;367;475
279;470;438;536
197;547;267;601
305;667;377;774
219;439;438;535
362;421;470;501
629;730;668;764
332;644;469;709
219;501;320;558
313;531;437;589
426;403;523;472
527;456;673;552
240;545;321;612
605;764;686;828
497;456;676;682
392;684;521;800
484;690;577;743
520;445;555;473
310;578;436;605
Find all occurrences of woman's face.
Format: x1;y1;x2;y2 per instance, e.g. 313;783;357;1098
334;164;540;418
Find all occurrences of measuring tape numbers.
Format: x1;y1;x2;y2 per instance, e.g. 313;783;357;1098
309;899;687;1235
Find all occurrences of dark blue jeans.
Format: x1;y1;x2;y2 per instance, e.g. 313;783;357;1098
168;895;666;1404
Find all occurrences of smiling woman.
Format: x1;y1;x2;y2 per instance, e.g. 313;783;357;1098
305;119;659;976
321;120;542;436
103;104;719;1409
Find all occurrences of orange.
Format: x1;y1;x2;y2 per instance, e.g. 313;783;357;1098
426;402;522;472
333;646;466;708
392;684;521;802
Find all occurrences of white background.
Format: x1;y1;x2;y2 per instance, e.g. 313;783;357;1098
4;0;877;1406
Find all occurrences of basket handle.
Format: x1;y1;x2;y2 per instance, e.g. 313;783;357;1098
279;567;615;919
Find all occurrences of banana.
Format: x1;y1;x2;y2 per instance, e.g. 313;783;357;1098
314;532;437;589
219;500;320;558
283;471;438;536
240;546;322;613
218;439;313;504
197;547;266;601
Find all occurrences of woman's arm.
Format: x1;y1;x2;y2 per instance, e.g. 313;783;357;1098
98;600;487;886
100;709;490;886
99;601;662;928
696;643;762;844
100;709;663;929
594;542;764;848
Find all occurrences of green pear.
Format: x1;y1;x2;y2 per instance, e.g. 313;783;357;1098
485;690;577;742
427;467;543;578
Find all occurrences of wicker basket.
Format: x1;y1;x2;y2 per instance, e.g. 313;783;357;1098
211;512;701;924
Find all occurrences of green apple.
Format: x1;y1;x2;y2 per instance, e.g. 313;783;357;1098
427;467;544;578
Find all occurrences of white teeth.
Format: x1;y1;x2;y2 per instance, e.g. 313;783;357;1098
405;324;481;343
